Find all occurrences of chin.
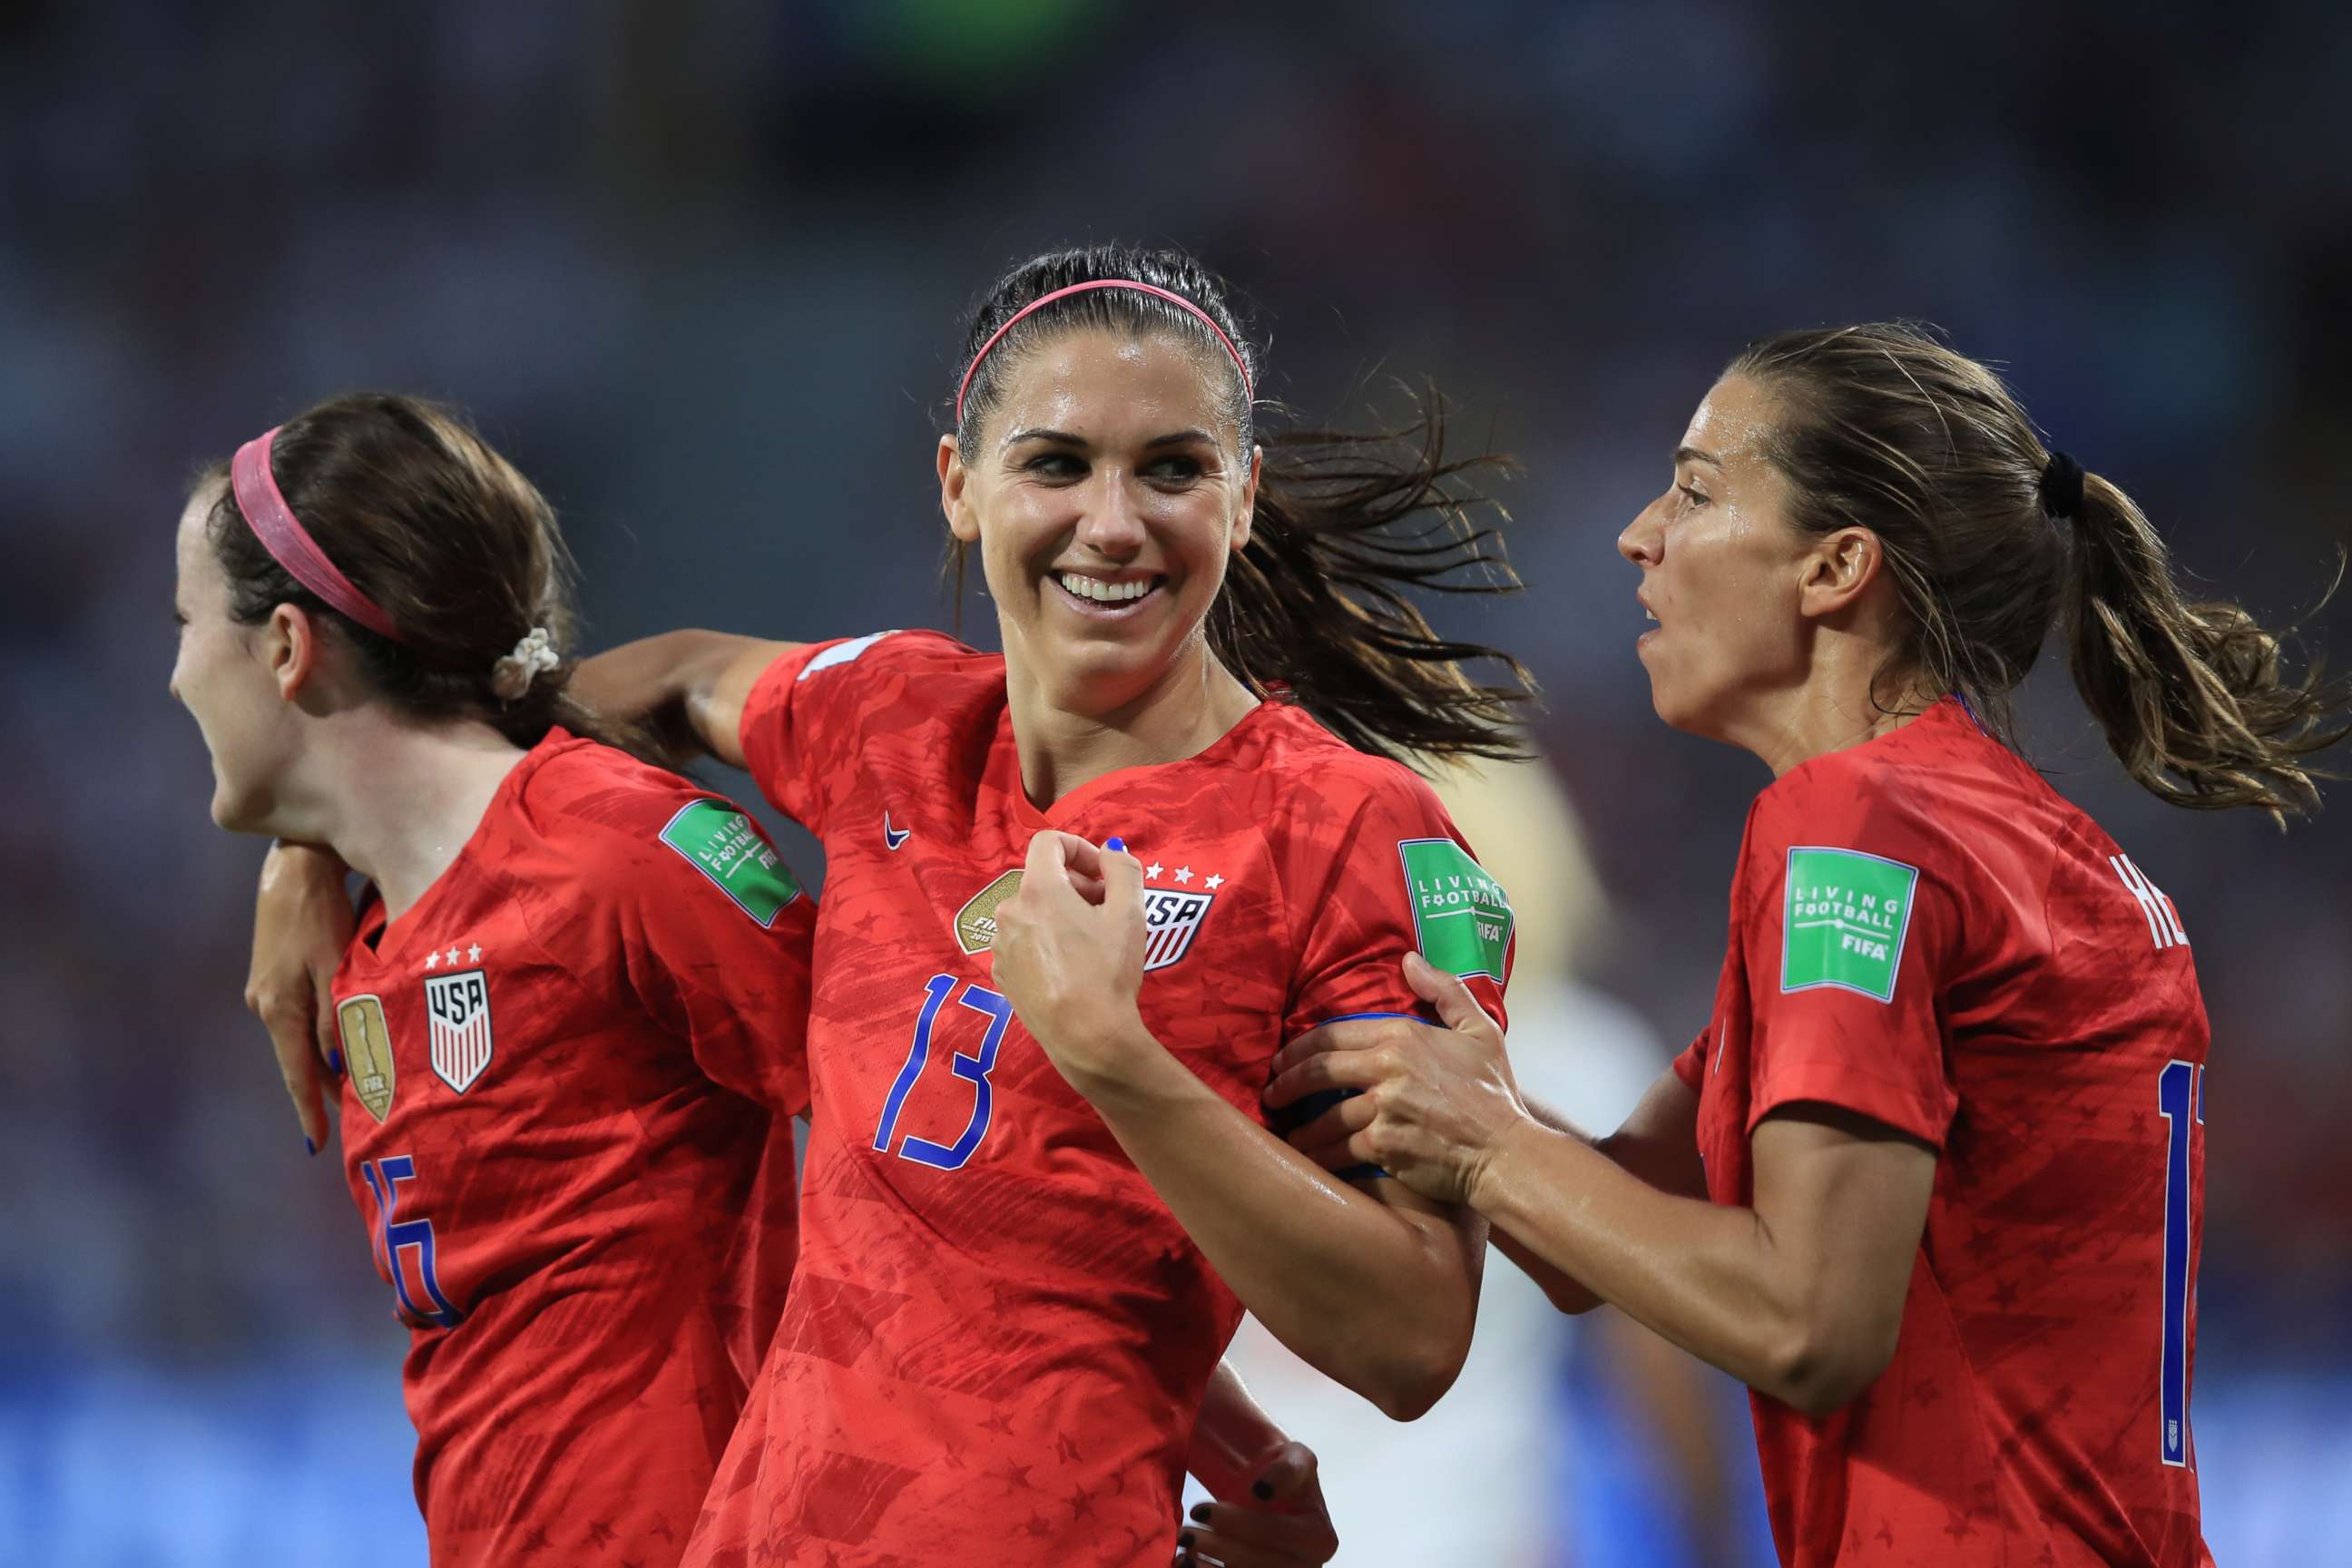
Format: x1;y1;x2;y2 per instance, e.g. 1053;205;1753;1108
210;779;268;836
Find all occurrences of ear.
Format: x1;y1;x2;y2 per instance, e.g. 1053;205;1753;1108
264;603;324;702
937;435;980;544
1796;526;1886;623
1230;444;1262;554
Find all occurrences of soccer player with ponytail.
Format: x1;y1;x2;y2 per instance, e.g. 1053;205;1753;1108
1269;323;2352;1565
466;244;1537;1565
174;395;816;1563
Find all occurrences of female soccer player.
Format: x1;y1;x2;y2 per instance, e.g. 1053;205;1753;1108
377;243;1534;1566
173;394;816;1564
1267;323;2352;1565
205;394;1333;1566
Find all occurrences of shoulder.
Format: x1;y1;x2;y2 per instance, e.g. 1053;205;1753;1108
507;738;795;902
757;628;997;701
1224;704;1448;834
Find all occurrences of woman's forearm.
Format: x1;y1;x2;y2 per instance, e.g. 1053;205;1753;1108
573;630;767;768
1469;1117;1825;1406
1075;1026;1481;1421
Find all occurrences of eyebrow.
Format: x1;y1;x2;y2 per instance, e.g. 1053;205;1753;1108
1674;445;1723;469
1001;426;1220;451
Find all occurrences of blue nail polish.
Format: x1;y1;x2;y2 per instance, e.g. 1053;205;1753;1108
327;1048;345;1075
1104;836;1126;853
304;1136;318;1157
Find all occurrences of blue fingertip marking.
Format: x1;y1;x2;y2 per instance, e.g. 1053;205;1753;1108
1104;836;1126;853
304;1136;317;1157
327;1048;345;1076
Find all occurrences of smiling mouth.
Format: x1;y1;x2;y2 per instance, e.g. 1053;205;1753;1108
1052;570;1167;615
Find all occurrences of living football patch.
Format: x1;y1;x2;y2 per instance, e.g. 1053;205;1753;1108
1398;838;1513;982
660;799;803;927
1780;846;1918;1003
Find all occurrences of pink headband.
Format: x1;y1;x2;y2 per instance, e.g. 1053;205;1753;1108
230;426;404;642
954;279;1254;425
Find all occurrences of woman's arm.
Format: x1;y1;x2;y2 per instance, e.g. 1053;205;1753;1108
1485;1069;1706;1314
1269;958;1935;1416
1182;1362;1340;1565
990;831;1484;1423
571;631;798;769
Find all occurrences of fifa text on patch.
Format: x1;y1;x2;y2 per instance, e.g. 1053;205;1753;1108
1398;838;1513;981
661;800;803;927
1780;846;1918;1003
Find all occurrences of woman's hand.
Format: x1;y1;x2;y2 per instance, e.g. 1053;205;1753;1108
989;830;1153;1094
246;841;356;1154
1177;1442;1340;1567
1263;952;1534;1206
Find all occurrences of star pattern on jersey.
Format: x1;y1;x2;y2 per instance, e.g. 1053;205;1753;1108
424;951;439;970
1204;873;1223;890
446;946;462;966
1144;862;1164;880
468;943;482;963
1171;866;1193;884
1141;858;1231;891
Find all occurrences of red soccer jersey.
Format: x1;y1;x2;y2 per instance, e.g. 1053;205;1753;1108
1671;698;2211;1566
687;631;1511;1567
328;731;815;1566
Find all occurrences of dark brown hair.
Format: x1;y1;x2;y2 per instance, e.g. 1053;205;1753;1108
199;393;657;759
951;244;1535;767
1730;322;2350;821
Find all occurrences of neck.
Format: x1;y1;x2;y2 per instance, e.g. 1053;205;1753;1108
268;712;530;920
1724;640;1938;778
1003;632;1259;807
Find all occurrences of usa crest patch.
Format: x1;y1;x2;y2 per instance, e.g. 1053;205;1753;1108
425;970;494;1093
1142;888;1213;971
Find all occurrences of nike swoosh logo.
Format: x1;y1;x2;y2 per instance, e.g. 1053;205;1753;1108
884;812;911;850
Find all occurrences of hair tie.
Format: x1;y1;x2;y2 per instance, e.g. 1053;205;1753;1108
230;427;404;642
491;625;561;701
955;279;1253;426
2040;449;2085;522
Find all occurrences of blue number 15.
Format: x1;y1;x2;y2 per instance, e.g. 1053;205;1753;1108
359;1155;465;1328
2157;1060;2204;1468
871;975;1012;1171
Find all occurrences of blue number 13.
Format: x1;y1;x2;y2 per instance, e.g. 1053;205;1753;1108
871;974;1011;1171
2157;1060;2204;1468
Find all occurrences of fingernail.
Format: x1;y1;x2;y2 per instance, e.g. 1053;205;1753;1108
1191;1501;1212;1523
1252;1479;1275;1501
1104;836;1126;853
327;1048;345;1075
304;1136;317;1157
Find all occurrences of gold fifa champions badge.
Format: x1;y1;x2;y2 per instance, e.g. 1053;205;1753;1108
954;869;1024;955
336;995;397;1123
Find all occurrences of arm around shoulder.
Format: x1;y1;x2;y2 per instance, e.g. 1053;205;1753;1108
573;632;799;770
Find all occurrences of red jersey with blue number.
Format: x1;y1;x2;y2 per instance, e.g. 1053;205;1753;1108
1671;699;2211;1566
328;731;815;1566
687;631;1510;1567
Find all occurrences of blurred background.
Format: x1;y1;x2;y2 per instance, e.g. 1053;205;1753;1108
5;1;2348;1562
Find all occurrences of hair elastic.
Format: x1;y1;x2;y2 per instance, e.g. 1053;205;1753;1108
2039;449;2085;522
230;427;404;642
955;279;1254;425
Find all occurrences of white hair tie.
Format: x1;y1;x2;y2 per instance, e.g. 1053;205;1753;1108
490;625;561;701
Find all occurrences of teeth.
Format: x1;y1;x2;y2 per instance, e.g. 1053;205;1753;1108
1646;611;1658;621
1058;573;1155;603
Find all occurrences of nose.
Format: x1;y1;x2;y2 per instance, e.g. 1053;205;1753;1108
1073;468;1147;560
1618;497;1665;568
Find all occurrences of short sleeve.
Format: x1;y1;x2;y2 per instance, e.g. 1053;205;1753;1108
1737;771;1962;1149
1671;1029;1710;1094
593;792;818;1118
737;630;969;834
1280;766;1513;1042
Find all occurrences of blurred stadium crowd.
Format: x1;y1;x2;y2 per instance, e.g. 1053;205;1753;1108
3;2;2347;1562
